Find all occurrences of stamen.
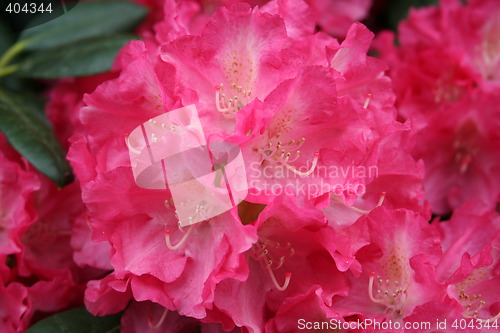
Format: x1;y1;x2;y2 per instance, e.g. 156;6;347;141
266;265;291;291
215;86;230;113
332;191;386;215
363;93;372;109
284;152;319;177
215;82;253;115
148;308;169;330
273;256;285;270
377;192;387;207
265;149;275;158
368;272;386;304
164;224;194;250
464;312;500;323
296;137;306;149
255;248;268;260
286;151;300;163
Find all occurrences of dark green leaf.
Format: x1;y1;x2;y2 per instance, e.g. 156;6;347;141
0;88;73;187
16;34;137;78
19;1;147;51
0;78;46;115
0;19;15;56
26;307;121;333
387;0;439;30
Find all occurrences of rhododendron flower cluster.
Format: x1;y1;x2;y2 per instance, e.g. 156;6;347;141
377;0;500;215
1;0;499;332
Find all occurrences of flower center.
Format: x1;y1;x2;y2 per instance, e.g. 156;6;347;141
455;268;500;323
459;289;486;318
257;132;319;177
215;82;252;116
23;220;71;244
368;272;409;317
457;288;500;322
215;47;257;117
252;237;294;291
434;76;462;104
453;119;480;174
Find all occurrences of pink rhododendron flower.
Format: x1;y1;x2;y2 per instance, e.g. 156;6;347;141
240;65;372;204
332;207;443;322
0;260;27;333
265;286;343;333
403;300;467;333
411;91;500;214
0;137;40;256
17;179;86;279
0;104;110;332
62;0;423;330
1;260;85;332
305;0;372;38
121;301;198;333
35;0;500;331
435;200;500;323
46;73;119;149
329;23;396;131
377;0;500;214
159;3;297;133
0;155;97;331
69;39;257;319
206;196;349;332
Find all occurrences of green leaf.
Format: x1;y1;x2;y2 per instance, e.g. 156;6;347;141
16;34;137;78
19;0;147;51
0;19;15;56
387;0;439;30
0;88;73;187
26;307;121;333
